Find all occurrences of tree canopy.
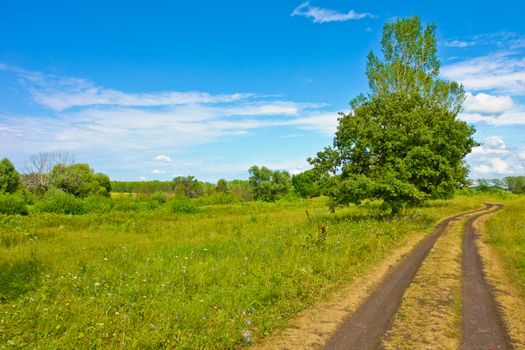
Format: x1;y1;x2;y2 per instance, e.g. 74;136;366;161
49;163;111;197
310;16;477;212
0;158;21;194
248;166;291;202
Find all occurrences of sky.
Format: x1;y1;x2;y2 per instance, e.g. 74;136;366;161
1;1;524;182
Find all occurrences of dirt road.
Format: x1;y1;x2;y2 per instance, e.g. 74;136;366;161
323;203;512;350
461;204;512;349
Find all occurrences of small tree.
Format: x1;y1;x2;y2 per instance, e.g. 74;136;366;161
172;176;203;198
309;17;477;213
22;151;73;193
248;166;291;201
49;163;111;197
0;158;21;194
504;176;525;194
216;178;229;193
292;169;320;198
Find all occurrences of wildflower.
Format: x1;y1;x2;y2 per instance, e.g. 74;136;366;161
246;320;252;326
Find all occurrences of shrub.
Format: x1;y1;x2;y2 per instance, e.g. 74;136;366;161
195;193;240;206
82;195;113;213
151;191;168;204
0;194;28;215
34;190;85;215
172;197;199;214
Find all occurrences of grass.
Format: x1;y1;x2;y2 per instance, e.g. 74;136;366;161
485;196;525;294
382;214;467;350
481;196;525;348
0;194;506;348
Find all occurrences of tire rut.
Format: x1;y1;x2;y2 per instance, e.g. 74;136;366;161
461;203;513;350
322;206;490;350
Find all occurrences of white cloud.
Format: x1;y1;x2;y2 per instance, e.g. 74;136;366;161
459;109;525;125
467;136;525;178
285;111;340;135
444;40;472;48
473;157;510;175
441;52;525;95
151;169;165;174
153;155;173;162
463;92;514;114
6;65;254;111
471;136;508;155
443;32;525;50
291;2;373;23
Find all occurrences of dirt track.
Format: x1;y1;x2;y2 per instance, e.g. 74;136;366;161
461;204;512;349
322;203;512;350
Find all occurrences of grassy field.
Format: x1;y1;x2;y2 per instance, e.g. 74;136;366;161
485;196;525;295
0;194;511;348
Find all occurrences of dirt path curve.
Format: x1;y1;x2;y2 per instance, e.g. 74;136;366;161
323;205;491;350
461;203;513;350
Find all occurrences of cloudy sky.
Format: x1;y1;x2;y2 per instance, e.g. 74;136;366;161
1;1;524;181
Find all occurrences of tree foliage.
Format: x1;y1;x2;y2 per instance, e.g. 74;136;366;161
22;151;73;193
248;166;291;202
0;158;21;194
504;176;525;194
49;163;111;197
366;16;464;113
310;16;477;212
172;176;204;198
292;169;320;198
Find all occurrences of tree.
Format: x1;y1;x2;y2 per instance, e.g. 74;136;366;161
292;169;320;198
309;17;477;213
172;176;203;198
504;176;525;194
0;158;21;194
49;163;111;197
216;178;229;193
22;151;73;193
248;166;291;202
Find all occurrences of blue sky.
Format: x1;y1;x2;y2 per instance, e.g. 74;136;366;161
1;1;524;182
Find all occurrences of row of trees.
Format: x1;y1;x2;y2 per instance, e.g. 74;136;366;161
476;177;525;194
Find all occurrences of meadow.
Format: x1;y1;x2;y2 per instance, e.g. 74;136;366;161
485;196;525;294
0;193;519;349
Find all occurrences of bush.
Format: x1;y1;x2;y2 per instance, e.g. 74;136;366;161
111;196;147;212
151;191;168;204
0;194;28;215
172;197;199;214
82;195;113;213
195;193;240;206
34;190;85;215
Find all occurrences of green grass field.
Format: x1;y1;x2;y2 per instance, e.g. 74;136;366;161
485;196;525;294
0;194;514;348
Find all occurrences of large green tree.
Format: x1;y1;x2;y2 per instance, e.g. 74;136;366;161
0;158;21;194
310;17;477;212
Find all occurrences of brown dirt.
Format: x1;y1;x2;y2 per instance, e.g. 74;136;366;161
475;214;525;350
322;208;486;350
381;216;465;350
461;204;513;350
253;208;483;350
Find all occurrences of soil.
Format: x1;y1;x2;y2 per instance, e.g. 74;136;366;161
322;208;482;350
460;204;513;350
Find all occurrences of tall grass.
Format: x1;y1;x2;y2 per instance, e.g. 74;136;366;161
0;194;498;348
485;196;525;293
